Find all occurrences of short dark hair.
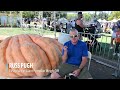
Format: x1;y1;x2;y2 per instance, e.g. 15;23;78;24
78;12;82;15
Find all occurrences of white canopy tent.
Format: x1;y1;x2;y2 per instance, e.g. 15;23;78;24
53;11;56;38
58;18;68;24
43;18;47;21
98;19;102;22
101;19;107;23
111;19;117;22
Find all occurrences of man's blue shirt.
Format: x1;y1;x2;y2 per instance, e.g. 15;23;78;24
62;40;88;66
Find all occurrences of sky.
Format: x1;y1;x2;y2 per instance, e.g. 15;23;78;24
83;11;111;14
67;11;111;15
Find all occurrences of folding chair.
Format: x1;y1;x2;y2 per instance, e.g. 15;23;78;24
87;51;92;71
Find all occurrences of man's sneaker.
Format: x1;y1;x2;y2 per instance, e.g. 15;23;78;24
117;53;120;57
113;53;117;56
110;46;114;49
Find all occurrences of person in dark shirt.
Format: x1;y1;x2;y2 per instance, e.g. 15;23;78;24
75;12;86;40
75;12;98;42
17;20;20;27
75;12;85;32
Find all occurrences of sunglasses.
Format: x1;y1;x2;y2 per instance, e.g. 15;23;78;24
70;35;78;38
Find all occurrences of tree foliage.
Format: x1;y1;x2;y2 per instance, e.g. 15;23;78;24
22;11;36;18
22;11;67;19
108;11;120;20
97;12;109;20
1;11;116;21
66;13;77;20
83;13;93;21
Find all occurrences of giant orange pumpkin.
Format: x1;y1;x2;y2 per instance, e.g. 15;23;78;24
0;34;63;78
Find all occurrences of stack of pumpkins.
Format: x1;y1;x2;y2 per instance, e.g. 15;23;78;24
0;34;63;78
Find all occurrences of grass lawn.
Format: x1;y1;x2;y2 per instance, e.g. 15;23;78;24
0;28;60;37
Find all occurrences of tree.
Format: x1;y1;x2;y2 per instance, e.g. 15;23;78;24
66;13;77;20
43;11;51;18
83;13;92;21
22;11;35;18
108;11;120;21
97;11;109;20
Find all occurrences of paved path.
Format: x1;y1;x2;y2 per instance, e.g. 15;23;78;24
89;60;120;79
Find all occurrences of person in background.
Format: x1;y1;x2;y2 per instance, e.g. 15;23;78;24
93;18;101;33
28;18;31;29
104;22;108;33
66;21;72;34
110;22;118;49
75;12;86;40
17;20;21;28
47;18;50;29
75;12;85;33
60;23;64;33
113;26;120;56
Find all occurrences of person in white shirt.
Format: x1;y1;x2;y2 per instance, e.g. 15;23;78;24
71;20;75;28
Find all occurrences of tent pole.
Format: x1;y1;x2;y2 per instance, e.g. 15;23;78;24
42;11;43;36
10;11;12;28
20;11;23;29
54;11;56;38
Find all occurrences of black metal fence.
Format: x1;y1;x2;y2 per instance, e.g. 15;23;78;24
79;32;120;77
